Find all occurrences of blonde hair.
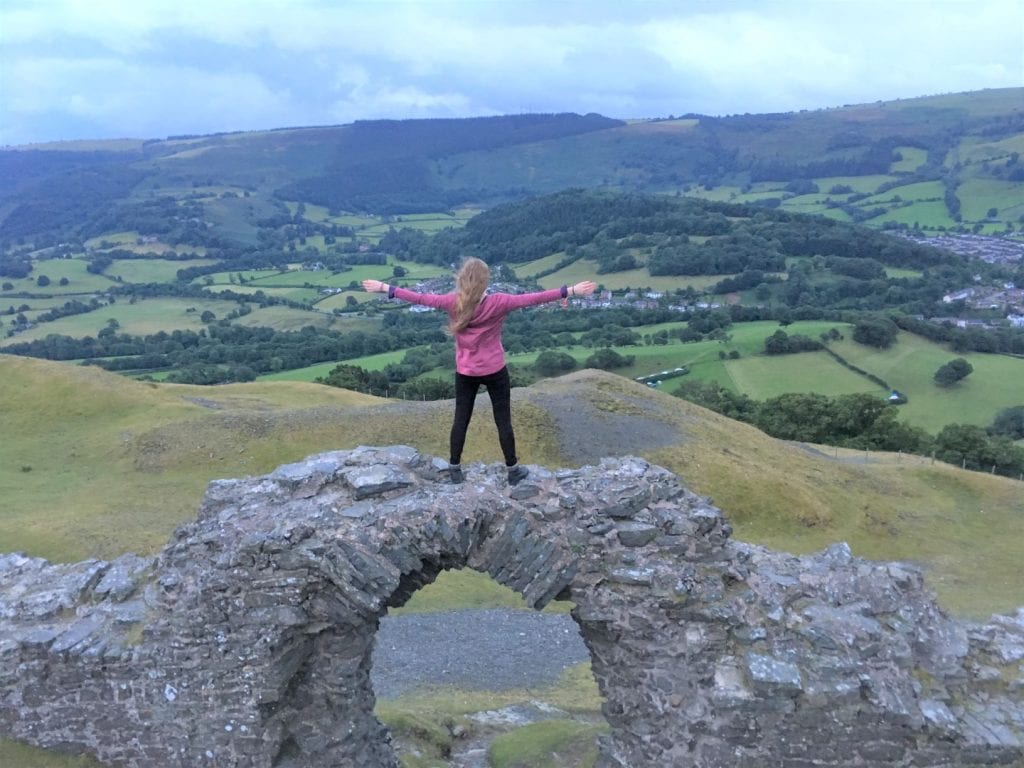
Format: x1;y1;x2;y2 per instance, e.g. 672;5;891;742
449;257;489;334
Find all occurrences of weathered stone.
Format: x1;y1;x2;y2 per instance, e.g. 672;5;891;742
607;567;655;586
0;446;1020;768
745;653;803;697
615;521;659;547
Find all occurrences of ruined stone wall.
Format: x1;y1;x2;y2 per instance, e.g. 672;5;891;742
1;445;1021;767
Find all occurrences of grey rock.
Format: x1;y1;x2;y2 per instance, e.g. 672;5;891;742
0;445;1019;768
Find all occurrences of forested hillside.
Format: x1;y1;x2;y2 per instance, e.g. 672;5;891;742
1;88;1022;247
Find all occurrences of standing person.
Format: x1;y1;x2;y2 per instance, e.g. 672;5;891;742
362;258;596;485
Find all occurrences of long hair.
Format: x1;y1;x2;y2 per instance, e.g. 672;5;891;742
449;257;489;334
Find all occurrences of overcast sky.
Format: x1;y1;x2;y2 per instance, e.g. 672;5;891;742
1;0;1021;147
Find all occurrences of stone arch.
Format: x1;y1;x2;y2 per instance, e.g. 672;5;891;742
1;445;1022;768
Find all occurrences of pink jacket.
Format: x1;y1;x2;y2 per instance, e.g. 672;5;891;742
391;285;566;376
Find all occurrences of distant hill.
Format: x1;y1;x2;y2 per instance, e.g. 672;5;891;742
2;355;1021;619
1;88;1022;244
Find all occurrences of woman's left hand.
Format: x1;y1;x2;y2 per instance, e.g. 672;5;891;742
571;280;598;297
361;279;387;293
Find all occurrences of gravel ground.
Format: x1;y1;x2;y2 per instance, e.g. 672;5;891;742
371;608;590;699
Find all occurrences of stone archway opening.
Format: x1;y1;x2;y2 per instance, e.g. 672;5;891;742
371;565;607;766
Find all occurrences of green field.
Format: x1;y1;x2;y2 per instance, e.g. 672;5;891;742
4;357;1022;621
726;351;885;399
282;204;478;241
811;175;897;194
227;305;341;332
890;146;929;173
202;283;325;303
0;296;241;345
197;260;447;293
108;258;218;283
535;258;736;292
861;180;944;205
1;258;115;295
957;178;1024;222
830;334;1024;433
313;290;377;310
870;200;953;228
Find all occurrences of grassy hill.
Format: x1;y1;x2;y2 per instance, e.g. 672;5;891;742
2;89;1022;248
2;355;1021;620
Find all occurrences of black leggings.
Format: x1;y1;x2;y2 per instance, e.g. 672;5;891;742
450;366;517;467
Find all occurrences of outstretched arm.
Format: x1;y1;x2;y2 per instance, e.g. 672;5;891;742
360;279;454;309
567;280;597;298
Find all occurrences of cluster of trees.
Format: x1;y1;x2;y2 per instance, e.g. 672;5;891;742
934;357;974;387
892;315;1024;356
763;329;822;355
673;382;1024;478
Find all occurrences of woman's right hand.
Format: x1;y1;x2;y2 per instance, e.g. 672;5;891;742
571;280;597;297
361;279;387;293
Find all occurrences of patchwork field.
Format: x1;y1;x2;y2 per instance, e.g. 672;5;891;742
0;296;242;345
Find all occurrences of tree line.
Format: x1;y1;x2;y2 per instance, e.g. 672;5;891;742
672;381;1024;479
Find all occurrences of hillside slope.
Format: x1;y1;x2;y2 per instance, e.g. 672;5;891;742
2;89;1021;243
1;356;1021;618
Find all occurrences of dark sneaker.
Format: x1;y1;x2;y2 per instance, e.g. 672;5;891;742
507;464;529;486
448;464;464;484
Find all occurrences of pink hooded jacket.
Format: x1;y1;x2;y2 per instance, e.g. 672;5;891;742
390;285;567;376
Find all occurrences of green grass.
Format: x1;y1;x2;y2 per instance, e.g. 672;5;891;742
198;261;447;291
203;284;325;303
726;350;885;399
890;146;929;173
2;358;1022;620
535;258;734;292
313;290;379;310
957;178;1024;221
516;252;572;278
108;258;218;283
488;721;605;768
830;334;1024;433
868;199;953;228
378;663;603;767
227;305;340;332
391;568;571;616
282;205;478;236
812;175;897;194
0;296;241;346
258;359;352;382
0;740;103;768
1;259;115;295
861;180;945;205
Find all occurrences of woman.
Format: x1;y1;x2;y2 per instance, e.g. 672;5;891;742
362;258;596;485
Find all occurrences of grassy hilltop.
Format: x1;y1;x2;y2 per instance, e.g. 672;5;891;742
2;355;1021;620
3;355;1022;767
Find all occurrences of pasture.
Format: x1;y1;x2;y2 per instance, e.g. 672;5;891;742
869;200;953;228
726;351;885;399
1;258;115;295
202;284;325;303
957;178;1024;222
535;258;736;292
0;296;241;346
281;204;477;240
890;146;929;173
227;305;341;332
108;258;218;283
830;333;1024;433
